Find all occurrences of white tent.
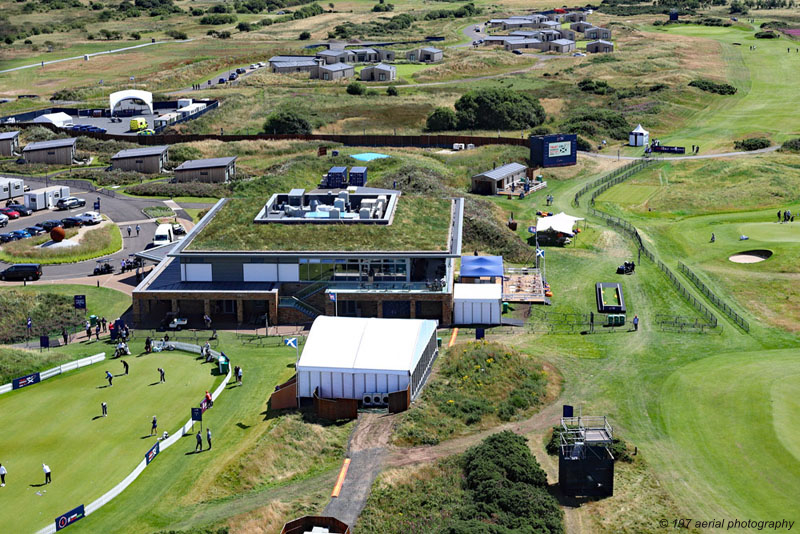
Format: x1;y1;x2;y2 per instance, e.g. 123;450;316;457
629;124;649;147
536;212;584;236
297;316;438;402
109;89;154;115
32;112;73;127
453;283;502;325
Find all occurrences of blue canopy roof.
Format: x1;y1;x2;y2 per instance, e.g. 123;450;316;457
460;255;504;278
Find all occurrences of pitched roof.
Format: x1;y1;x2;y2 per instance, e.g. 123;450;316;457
421;47;442;53
23;138;77;151
317;49;353;57
175;157;237;171
274;60;318;68
0;131;20;140
320;63;354;72
589;39;614;45
552;39;575;45
373;63;396;71
475;162;526;180
111;145;169;159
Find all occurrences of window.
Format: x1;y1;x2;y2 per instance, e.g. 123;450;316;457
379;74;386;81
47;151;55;155
323;73;330;80
200;171;208;176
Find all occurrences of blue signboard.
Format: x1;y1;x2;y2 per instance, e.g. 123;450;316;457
55;505;85;531
13;372;41;390
74;295;86;309
191;407;203;422
40;335;50;349
530;134;578;168
145;442;160;465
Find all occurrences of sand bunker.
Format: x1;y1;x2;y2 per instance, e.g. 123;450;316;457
729;249;773;263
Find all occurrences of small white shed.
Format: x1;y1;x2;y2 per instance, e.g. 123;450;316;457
629;124;649;147
23;185;70;210
453;283;502;325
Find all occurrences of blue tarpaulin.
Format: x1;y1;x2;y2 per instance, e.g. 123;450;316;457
460;255;504;278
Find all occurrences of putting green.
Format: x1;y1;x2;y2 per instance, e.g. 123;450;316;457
0;350;218;534
736;222;800;243
661;349;800;523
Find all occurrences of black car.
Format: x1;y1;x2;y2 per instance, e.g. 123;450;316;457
6;203;32;216
0;233;17;243
0;263;42;281
61;217;84;229
25;226;45;236
55;197;86;210
40;220;64;232
228;72;238;81
218;78;226;84
236;67;246;74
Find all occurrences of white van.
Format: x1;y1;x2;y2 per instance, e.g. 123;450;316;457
153;223;175;246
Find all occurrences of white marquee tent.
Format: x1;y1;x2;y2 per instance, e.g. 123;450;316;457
32;112;73;127
297;316;438;402
109;90;154;115
629;124;649;147
535;212;584;237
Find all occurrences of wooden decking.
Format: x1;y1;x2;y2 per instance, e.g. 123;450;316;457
503;270;548;303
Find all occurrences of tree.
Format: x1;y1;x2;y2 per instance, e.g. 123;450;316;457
299;30;311;40
425;107;457;131
386;85;398;96
346;81;366;95
454;87;545;130
263;109;312;134
237;21;253;31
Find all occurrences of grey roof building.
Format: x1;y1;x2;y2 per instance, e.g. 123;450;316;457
310;62;355;81
22;138;77;165
0;130;20;157
587;40;614;53
471;163;527;195
175;156;237;183
269;55;318;73
316;49;356;64
111;145;169;174
406;47;443;63
360;63;397;82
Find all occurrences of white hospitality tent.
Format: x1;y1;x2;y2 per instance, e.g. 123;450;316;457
297;316;438;403
453;283;502;325
109;89;154;115
536;212;584;237
32;112;73;127
629;124;649;147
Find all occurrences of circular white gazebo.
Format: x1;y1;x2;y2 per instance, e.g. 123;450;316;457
109;90;154;116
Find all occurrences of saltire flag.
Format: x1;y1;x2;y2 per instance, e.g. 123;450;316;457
536;248;545;258
284;338;298;349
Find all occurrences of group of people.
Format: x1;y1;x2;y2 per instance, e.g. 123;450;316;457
84;317;109;341
778;209;794;223
195;428;212;452
125;225;141;238
233;365;243;385
690;144;700;154
0;463;51;487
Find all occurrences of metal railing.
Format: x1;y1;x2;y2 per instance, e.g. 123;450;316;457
677;262;750;332
655;314;722;334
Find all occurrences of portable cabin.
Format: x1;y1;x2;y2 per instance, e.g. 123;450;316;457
22;138;77;165
0;177;24;201
23;185;70;210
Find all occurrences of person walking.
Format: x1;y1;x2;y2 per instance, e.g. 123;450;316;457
205;390;213;408
127;226;132;238
710;233;715;243
158;367;165;383
95;323;101;341
101;402;107;417
122;359;129;375
203;314;212;329
62;327;68;346
135;224;141;237
150;416;158;436
633;315;639;331
43;463;51;484
195;431;203;452
237;366;243;385
778;210;782;222
86;320;92;340
206;428;212;450
105;370;113;387
101;317;107;332
0;463;6;487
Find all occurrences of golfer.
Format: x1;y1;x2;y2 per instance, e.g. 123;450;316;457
206;428;212;449
122;359;129;375
105;370;113;387
633;315;639;331
151;416;158;436
42;463;51;484
159;367;165;383
237;366;243;385
102;402;107;417
0;463;6;486
195;431;203;452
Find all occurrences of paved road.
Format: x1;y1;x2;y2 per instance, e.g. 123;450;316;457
171;63;267;96
451;22;485;48
0;40;194;75
582;145;781;161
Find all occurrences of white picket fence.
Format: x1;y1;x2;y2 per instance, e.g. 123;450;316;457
35;345;232;534
0;353;106;396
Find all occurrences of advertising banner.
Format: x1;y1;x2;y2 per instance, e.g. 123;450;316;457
55;505;85;531
12;372;40;390
145;442;160;465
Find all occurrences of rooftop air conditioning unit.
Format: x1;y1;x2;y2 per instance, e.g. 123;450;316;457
381;393;390;405
372;393;383;406
362;393;373;406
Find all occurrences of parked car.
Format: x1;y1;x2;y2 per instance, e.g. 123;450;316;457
236;67;246;74
0;263;43;281
55;197;86;210
0;233;17;243
249;64;257;69
512;49;523;55
218;78;226;84
0;213;7;228
572;52;586;57
6;203;32;216
87;127;108;134
78;211;103;225
257;61;266;67
40;220;64;232
61;217;84;229
228;72;238;81
138;129;155;136
25;226;45;236
0;207;20;219
10;229;31;239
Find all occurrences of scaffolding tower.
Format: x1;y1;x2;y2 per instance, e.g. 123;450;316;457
558;415;615;497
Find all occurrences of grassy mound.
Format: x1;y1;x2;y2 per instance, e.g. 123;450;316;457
0;347;75;384
0;223;121;265
394;341;549;446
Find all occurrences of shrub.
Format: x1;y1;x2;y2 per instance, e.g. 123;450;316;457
577;78;614;95
425;107;457;131
237;21;253;31
454;87;545;130
127;181;231;198
372;2;393;11
217;31;231;39
166;29;187;39
386;85;398;96
781;138;800;152
130;31;141;40
200;13;236;24
755;30;778;39
299;30;311;40
576;135;592;151
169;144;203;165
263;109;312;134
733;137;770;151
346;81;366;95
563;109;630;140
689;79;737;95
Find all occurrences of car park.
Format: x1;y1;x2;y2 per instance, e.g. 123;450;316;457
61;217;84;228
0;263;43;281
25;226;45;236
6;203;32;216
11;229;31;239
78;211;103;225
56;197;87;210
0;233;16;243
40;220;64;232
0;207;20;219
0;213;7;228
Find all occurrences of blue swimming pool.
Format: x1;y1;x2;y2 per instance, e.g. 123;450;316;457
351;152;390;162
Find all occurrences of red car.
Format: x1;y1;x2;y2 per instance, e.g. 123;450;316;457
0;207;20;219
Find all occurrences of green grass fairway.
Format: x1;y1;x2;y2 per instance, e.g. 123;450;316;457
596;184;662;205
0;350;219;534
660;350;800;526
736;222;800;243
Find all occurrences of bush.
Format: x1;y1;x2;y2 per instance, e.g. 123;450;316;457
577;78;614;95
781;138;800;152
689;78;737;95
169;144;203;165
563;109;630;140
425;107;458;131
166;29;187;39
263;109;312;134
386;85;398;96
346;81;366;95
237;21;253;31
127;181;231;198
755;30;779;39
200;13;236;24
372;2;393;11
130;31;141;40
576;135;592;151
454;87;545;130
733;137;770;151
299;30;311;39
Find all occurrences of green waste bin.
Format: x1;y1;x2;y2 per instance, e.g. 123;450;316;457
502;302;510;314
218;354;229;375
436;337;442;348
89;315;98;327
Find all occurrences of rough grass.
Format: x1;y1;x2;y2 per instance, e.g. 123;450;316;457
143;206;176;219
0;346;75;383
0;223;122;264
